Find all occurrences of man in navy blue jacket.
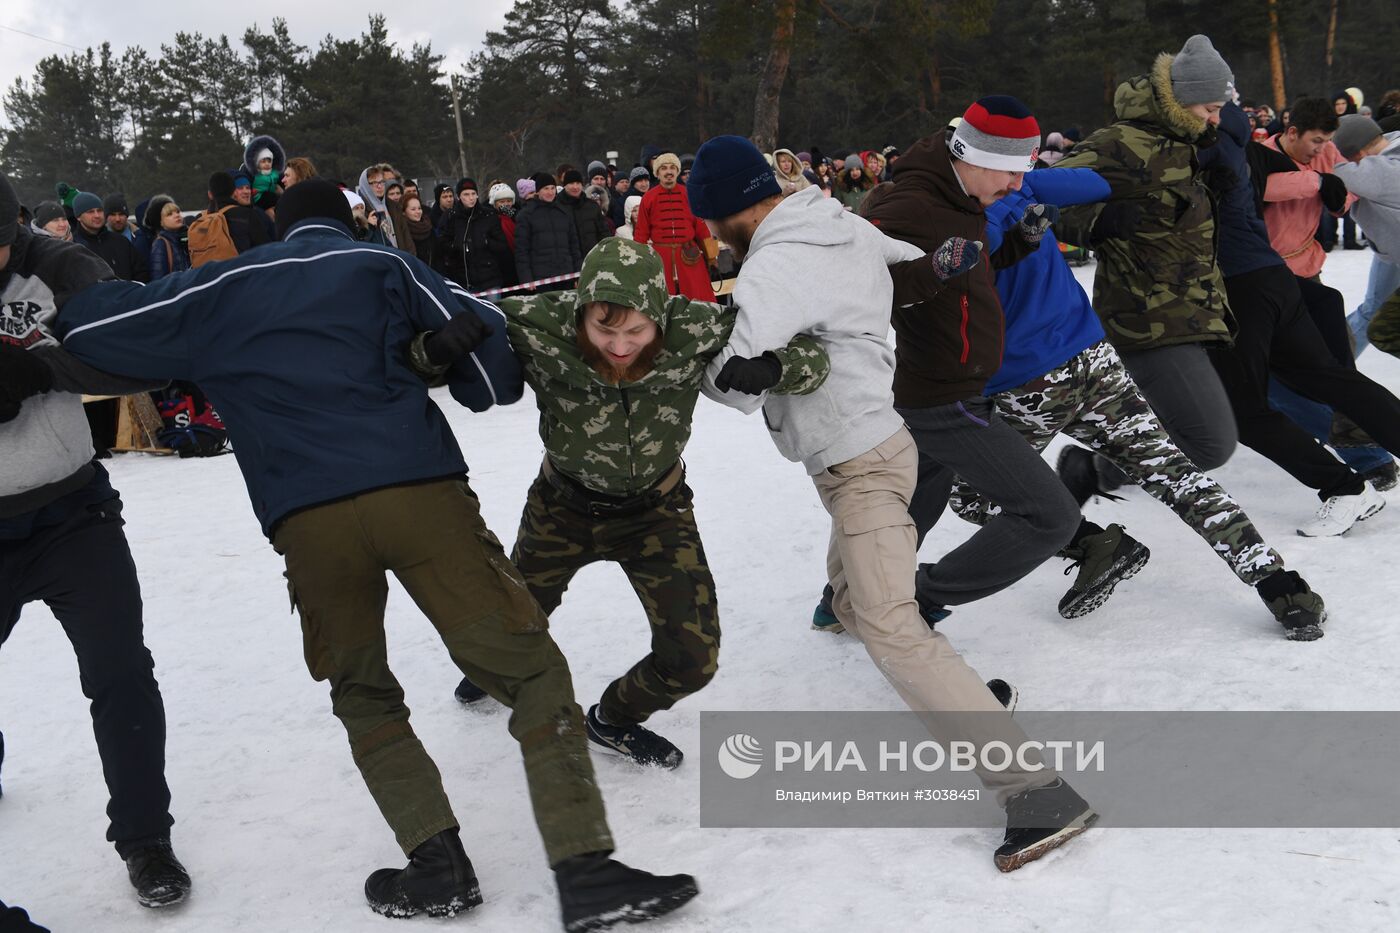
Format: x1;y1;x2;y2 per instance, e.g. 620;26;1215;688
951;168;1324;640
25;181;698;930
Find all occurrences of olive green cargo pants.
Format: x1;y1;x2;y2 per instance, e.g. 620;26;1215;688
272;478;613;864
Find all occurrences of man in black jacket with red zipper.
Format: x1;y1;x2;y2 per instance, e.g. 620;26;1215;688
852;97;1082;624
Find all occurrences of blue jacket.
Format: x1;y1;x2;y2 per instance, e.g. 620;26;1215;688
1198;102;1285;280
983;169;1110;395
147;228;190;280
56;219;523;537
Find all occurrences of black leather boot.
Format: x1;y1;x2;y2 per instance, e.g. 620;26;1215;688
364;827;482;918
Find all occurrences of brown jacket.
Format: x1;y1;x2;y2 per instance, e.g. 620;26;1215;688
861;132;1034;408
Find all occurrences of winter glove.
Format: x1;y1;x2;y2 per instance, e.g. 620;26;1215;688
930;237;983;282
1089;201;1142;245
424;311;494;367
0;342;55;404
1017;203;1060;246
714;353;783;395
1318;173;1348;214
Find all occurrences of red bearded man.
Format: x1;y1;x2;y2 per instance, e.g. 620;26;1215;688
633;152;717;300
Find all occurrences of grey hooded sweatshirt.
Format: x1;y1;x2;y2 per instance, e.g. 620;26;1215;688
703;186;927;473
1;227;160;516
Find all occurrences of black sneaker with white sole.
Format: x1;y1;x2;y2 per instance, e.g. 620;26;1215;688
585;705;683;769
994;778;1097;872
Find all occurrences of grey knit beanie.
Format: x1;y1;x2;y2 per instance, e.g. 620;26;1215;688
1170;35;1234;106
1334;114;1384;160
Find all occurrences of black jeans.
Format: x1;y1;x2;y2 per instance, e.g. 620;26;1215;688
1211;265;1400;499
900;396;1081;607
0;495;173;857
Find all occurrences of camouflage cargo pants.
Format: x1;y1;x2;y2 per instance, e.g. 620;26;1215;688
950;341;1285;586
511;465;720;726
1366;287;1400;359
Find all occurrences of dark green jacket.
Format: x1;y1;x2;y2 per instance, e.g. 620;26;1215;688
1056;52;1235;351
502;237;829;495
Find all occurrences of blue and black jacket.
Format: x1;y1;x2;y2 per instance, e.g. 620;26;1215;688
983;169;1111;395
56;218;523;537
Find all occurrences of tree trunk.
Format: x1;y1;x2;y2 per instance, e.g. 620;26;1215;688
1267;0;1287;111
1323;0;1339;91
751;0;798;154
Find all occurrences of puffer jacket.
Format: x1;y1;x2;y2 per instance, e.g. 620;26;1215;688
443;202;514;291
1056;51;1235;351
557;189;611;258
499;237;829;496
514;197;583;283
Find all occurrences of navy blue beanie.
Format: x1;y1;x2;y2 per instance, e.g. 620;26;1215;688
686;135;782;220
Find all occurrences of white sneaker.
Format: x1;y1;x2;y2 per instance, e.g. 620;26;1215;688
1297;484;1386;537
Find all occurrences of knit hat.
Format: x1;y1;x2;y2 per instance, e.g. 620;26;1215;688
32;200;65;230
142;195;175;230
0;174;17;247
652;152;681;172
231;170;253;188
947;96;1041;172
1045;131;1066;150
796;151;812;164
209;171;236;200
516;177;536;199
276;178;354;238
102;193;128;215
562;169;585;186
1334;114;1384;160
255;148;273;164
586;160;608;179
457;177;477;194
71;191;103;216
681;153;696;170
343;190;365;211
530;171;557;192
1170;35;1234;106
686;134;783;220
488;183;515;203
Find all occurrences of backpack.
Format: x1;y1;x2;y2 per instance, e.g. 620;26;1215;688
156;390;230;458
187;206;240;267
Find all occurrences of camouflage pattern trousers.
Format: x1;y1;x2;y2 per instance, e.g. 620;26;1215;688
1367;286;1400;359
950;341;1285;586
511;465;720;726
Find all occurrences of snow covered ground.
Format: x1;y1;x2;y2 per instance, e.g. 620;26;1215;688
4;249;1400;932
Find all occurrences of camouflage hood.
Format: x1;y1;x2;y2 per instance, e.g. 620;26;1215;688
573;237;672;329
1113;53;1212;144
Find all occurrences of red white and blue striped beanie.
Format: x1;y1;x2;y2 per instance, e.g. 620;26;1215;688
947;96;1041;172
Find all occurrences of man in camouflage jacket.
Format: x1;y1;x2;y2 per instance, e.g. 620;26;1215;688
1055;35;1240;475
441;237;829;766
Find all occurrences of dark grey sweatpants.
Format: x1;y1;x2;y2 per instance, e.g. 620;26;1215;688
1116;343;1238;471
901;395;1080;607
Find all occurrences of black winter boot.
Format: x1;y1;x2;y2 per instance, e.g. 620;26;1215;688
1256;570;1327;641
454;675;489;704
1056;446;1127;508
125;840;192;908
365;827;483;918
1058;522;1150;618
555;852;698;932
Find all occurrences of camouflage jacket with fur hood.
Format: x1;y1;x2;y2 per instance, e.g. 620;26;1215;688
1055;52;1235;351
500;237;829;495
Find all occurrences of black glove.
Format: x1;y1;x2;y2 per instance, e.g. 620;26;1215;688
715;353;783;395
424;311;494;366
1089;201;1142;245
0;342;54;403
1318;173;1348;214
1017;202;1060;246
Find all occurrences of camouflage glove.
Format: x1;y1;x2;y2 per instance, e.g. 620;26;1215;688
1017;202;1059;246
1318;173;1348;214
424;311;494;366
931;237;983;282
715;353;783;394
0;342;54;404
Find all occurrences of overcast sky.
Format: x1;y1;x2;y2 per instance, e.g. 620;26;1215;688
0;1;518;107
